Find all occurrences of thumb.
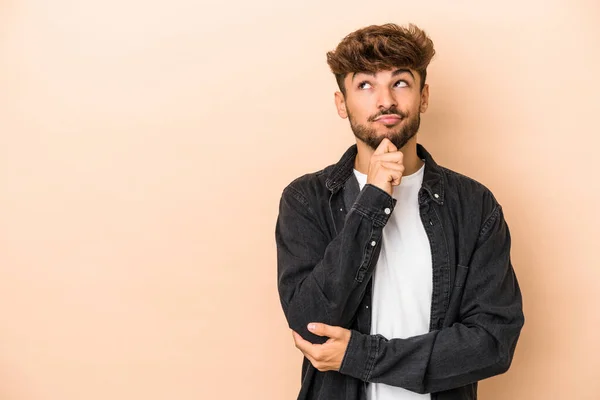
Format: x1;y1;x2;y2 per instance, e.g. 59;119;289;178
307;322;341;338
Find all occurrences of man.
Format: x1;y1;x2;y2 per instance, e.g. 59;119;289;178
274;23;524;400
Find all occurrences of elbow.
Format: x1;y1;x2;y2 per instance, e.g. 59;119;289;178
493;309;525;377
493;329;522;377
284;297;339;344
494;355;512;376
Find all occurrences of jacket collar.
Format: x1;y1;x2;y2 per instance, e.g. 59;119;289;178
325;143;445;205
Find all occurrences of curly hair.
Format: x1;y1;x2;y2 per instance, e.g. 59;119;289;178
326;23;435;94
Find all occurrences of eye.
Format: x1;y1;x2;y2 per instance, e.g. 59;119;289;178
394;80;409;88
358;81;372;89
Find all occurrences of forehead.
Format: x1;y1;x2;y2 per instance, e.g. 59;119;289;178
349;68;416;80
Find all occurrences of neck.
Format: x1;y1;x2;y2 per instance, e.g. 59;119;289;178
354;136;423;176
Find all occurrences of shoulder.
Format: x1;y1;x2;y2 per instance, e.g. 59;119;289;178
439;165;502;225
441;166;497;198
281;163;334;201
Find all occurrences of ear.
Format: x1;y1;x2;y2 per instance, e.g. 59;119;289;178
334;91;348;119
420;84;430;113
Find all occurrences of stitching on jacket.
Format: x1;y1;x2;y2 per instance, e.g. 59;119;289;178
365;334;379;381
479;204;501;240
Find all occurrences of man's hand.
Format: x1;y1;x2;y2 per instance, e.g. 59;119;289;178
292;323;351;372
367;138;405;196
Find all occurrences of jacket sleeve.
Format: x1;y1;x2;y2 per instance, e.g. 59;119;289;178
276;183;395;344
338;204;525;394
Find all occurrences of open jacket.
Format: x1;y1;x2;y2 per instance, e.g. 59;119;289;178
275;143;524;400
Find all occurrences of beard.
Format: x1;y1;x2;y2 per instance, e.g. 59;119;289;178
348;106;421;151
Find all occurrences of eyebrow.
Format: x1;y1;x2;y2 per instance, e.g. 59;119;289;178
352;68;415;81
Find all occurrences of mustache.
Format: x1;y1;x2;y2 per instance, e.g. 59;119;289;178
369;107;407;122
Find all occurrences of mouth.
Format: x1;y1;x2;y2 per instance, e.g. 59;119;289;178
374;115;402;124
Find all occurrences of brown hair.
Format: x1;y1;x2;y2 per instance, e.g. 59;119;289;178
326;23;435;94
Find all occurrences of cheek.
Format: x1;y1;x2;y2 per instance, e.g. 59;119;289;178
345;102;369;122
346;99;377;122
401;96;422;115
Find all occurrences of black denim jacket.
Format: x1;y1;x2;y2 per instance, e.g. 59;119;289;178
275;143;524;400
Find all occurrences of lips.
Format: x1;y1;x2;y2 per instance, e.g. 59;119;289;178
375;115;402;124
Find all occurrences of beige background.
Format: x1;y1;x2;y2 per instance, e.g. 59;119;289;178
1;0;599;399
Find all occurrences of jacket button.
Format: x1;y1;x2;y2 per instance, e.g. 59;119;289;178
384;207;391;215
434;193;440;199
370;241;376;247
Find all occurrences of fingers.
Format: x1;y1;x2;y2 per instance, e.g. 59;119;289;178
387;171;402;186
292;330;323;360
371;147;404;169
377;151;404;163
367;139;405;194
293;327;349;373
373;138;398;155
292;331;311;353
373;163;403;183
380;161;404;171
292;330;327;372
292;330;323;368
308;323;337;338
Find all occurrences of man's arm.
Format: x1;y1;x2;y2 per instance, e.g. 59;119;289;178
337;204;524;393
293;204;524;393
276;182;394;344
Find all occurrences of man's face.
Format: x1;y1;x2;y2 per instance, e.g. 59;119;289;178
335;68;429;151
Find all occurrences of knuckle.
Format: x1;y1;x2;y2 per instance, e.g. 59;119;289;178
314;349;323;361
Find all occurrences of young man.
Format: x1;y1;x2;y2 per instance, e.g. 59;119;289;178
275;23;524;400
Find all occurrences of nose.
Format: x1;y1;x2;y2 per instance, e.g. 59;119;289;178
376;87;397;110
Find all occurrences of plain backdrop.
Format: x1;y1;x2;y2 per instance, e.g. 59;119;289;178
1;0;599;399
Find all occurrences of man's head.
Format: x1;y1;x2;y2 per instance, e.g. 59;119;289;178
326;23;435;150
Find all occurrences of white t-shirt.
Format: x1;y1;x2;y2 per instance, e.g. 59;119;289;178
353;161;432;400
